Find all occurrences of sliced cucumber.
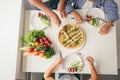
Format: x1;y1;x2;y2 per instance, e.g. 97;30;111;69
71;61;81;67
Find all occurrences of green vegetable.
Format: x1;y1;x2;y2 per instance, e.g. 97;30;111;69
36;44;45;50
44;47;55;58
89;18;99;27
62;41;67;44
71;61;82;67
94;18;99;27
40;16;50;27
75;40;79;44
22;30;45;46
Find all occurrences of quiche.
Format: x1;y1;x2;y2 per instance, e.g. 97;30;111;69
58;24;84;48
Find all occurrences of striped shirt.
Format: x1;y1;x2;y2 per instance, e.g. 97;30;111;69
65;0;119;21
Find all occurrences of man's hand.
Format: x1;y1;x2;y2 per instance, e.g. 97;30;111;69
49;11;61;26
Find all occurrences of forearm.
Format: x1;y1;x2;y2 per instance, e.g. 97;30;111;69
28;0;53;16
89;63;98;80
44;63;57;79
58;0;65;5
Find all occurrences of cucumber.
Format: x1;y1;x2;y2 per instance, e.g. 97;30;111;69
71;61;81;67
94;18;99;27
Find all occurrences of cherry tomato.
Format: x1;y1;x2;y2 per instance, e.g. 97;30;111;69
34;48;38;52
27;47;33;53
38;12;42;17
39;50;45;53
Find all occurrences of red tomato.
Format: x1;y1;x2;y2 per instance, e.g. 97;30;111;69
39;50;45;53
68;67;71;72
71;67;74;72
46;42;51;46
73;67;77;72
38;12;42;17
86;17;92;22
44;41;48;44
34;48;38;52
27;47;33;53
35;51;40;55
43;37;48;41
39;38;43;43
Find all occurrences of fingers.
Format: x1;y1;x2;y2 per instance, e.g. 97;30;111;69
99;27;108;35
61;10;67;18
76;18;83;24
86;56;94;62
50;14;61;27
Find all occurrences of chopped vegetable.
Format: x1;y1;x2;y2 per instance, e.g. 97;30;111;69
86;15;99;27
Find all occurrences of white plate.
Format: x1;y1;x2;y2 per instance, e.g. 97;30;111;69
62;53;84;73
86;8;105;26
31;12;46;29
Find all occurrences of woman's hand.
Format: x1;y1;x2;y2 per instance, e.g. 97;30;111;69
99;21;112;35
49;11;61;26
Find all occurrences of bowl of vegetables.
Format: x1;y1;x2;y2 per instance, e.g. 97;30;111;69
86;8;105;27
21;30;55;59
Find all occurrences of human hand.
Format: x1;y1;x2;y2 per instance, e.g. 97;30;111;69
53;57;63;66
57;4;67;18
86;56;94;64
49;11;61;26
71;11;83;24
99;24;111;35
99;21;112;35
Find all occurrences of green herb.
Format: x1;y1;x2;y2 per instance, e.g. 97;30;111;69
40;16;50;27
69;37;72;39
36;44;45;50
73;28;78;32
62;41;67;44
75;40;79;44
22;30;44;46
44;47;55;58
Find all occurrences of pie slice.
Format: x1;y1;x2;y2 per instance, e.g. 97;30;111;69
58;24;84;48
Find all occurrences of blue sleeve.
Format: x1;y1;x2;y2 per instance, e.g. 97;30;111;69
103;0;119;21
65;0;74;14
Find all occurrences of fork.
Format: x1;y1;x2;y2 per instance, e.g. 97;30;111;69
59;50;64;69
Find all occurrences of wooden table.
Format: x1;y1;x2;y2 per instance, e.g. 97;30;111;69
22;9;118;75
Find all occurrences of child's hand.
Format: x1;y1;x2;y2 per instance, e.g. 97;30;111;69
99;21;112;35
57;1;67;18
86;56;94;64
71;11;83;24
54;57;63;66
49;11;61;26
